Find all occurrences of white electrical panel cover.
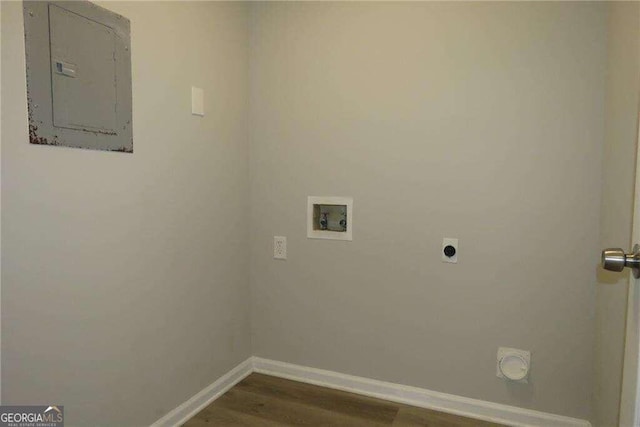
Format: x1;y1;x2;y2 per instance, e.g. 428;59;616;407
23;1;133;152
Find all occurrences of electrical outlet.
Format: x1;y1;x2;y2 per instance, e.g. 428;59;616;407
274;236;287;260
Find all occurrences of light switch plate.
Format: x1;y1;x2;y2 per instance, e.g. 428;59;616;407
191;86;204;116
274;236;287;260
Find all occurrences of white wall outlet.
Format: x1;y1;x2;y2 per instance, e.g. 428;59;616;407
497;347;530;383
442;238;458;263
274;236;287;260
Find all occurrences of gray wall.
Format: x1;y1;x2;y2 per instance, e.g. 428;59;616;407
595;2;640;427
1;1;251;425
249;2;607;421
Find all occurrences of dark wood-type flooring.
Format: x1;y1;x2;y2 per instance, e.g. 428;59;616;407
182;373;506;426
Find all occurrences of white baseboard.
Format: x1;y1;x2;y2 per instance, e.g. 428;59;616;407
150;357;253;427
252;357;591;427
151;356;591;427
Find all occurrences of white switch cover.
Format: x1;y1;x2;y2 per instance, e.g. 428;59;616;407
442;238;458;263
191;86;204;116
274;236;287;260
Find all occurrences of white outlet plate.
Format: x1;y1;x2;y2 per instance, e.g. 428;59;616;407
274;236;287;260
442;238;458;263
496;347;530;383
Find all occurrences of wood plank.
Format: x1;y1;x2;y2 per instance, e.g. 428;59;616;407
182;405;284;427
392;406;505;427
235;373;399;424
211;386;391;426
182;373;508;427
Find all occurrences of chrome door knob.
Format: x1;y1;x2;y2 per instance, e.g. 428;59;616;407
602;248;626;272
602;245;640;278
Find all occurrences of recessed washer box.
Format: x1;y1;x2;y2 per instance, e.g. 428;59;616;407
23;1;133;152
307;196;353;241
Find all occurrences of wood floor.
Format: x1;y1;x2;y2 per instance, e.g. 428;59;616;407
182;373;506;427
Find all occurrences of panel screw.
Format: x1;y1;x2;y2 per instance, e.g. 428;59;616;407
28;10;34;16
